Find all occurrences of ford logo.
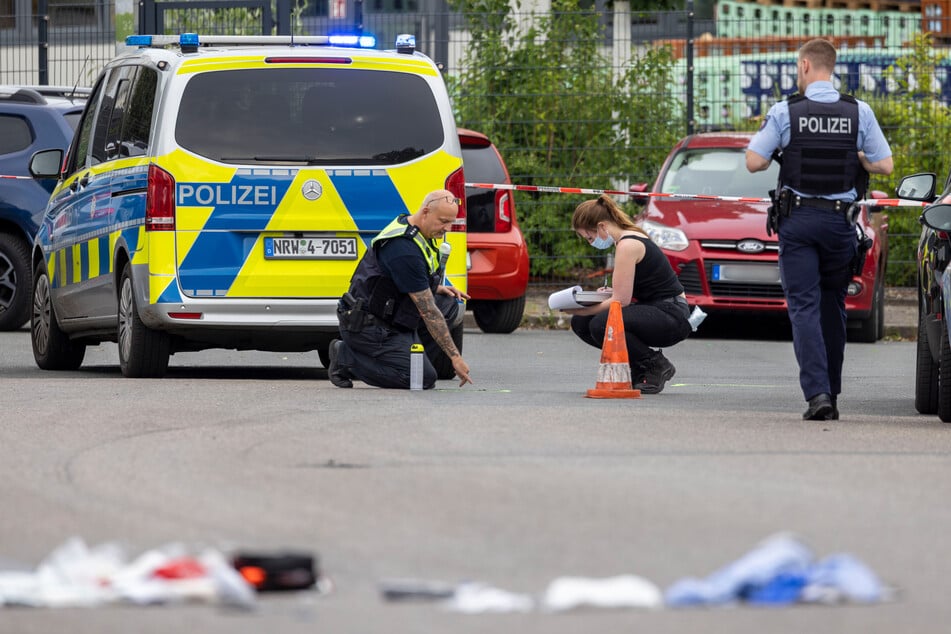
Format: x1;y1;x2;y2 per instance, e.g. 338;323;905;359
737;239;765;254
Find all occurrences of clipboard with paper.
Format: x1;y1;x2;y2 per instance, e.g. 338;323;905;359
548;285;612;310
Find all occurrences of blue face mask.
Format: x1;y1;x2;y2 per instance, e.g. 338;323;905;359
591;231;614;250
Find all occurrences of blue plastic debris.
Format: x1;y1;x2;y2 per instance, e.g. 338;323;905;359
665;533;813;607
665;533;886;607
802;554;884;604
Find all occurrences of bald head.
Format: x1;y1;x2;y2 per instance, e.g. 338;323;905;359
411;189;460;239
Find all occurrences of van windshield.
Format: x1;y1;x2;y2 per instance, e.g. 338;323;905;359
176;68;445;165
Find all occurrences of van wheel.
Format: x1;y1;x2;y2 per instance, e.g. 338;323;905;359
472;295;526;334
31;262;85;370
916;310;939;415
317;345;331;370
431;321;464;380
940;327;951;423
118;262;170;378
0;233;32;331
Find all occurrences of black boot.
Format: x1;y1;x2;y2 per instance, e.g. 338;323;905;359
803;393;833;420
635;350;676;395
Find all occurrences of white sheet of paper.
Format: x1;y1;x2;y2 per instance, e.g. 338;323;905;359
548;286;584;310
548;286;611;310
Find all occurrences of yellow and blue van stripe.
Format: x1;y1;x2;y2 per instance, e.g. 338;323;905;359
41;151;465;302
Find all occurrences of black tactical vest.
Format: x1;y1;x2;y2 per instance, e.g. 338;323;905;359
347;217;442;331
780;94;860;197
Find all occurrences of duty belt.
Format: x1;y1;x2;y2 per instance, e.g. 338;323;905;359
793;196;848;213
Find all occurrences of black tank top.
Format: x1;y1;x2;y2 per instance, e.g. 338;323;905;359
618;234;684;303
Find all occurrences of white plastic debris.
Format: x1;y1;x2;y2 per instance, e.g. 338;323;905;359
442;582;534;614
0;537;256;609
543;574;663;611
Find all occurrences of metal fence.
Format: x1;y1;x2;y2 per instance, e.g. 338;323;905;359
0;0;940;285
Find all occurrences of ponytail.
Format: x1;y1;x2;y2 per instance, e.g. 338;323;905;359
572;194;647;236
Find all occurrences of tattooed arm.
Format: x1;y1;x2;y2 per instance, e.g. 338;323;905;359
409;289;473;386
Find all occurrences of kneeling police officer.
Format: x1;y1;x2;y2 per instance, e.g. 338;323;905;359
746;38;892;421
328;190;473;389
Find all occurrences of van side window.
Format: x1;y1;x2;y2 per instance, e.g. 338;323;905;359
65;74;106;176
92;66;136;164
123;67;157;157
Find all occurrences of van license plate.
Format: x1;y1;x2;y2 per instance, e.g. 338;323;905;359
264;237;358;260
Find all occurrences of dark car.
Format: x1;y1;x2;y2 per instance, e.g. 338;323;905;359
630;132;889;342
894;172;951;421
459;128;530;333
0;85;88;330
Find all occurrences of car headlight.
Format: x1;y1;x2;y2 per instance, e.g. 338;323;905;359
641;220;689;252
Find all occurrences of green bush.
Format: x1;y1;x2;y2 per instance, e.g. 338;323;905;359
448;0;682;278
859;33;951;287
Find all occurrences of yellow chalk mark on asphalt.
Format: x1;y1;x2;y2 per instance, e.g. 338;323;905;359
435;389;512;392
669;383;782;388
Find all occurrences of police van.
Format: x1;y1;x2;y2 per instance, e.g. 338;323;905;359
29;33;467;378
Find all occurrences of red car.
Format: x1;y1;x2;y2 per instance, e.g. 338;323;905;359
630;132;888;342
459;128;530;333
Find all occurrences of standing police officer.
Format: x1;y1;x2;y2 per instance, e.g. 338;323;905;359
328;190;473;389
746;38;892;421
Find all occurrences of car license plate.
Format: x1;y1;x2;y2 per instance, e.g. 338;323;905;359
264;236;357;260
711;263;780;284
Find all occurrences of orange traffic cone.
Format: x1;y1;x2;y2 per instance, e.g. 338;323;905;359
586;301;641;399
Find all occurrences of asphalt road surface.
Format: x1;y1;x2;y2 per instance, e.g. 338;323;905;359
0;322;947;633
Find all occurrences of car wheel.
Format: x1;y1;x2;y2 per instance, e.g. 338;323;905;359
118;262;170;378
940;327;951;423
915;310;939;415
0;233;32;331
472;295;526;334
430;321;464;380
31;261;85;371
852;282;883;343
875;282;885;341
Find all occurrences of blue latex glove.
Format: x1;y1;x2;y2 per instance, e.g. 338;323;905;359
665;533;813;607
802;553;884;603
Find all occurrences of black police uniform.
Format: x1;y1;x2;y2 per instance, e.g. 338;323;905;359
333;215;459;389
777;94;860;406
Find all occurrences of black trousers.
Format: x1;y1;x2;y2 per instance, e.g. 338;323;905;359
335;294;460;389
570;298;691;368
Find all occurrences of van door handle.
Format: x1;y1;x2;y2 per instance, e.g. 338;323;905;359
70;173;89;192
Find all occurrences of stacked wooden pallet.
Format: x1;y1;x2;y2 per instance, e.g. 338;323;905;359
749;0;920;11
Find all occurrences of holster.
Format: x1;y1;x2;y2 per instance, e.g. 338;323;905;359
851;224;873;276
766;188;791;236
338;292;371;333
766;189;779;236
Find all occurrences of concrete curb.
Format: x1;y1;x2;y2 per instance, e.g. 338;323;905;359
465;287;919;340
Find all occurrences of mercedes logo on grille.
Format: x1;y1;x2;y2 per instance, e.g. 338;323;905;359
302;180;323;201
737;239;765;254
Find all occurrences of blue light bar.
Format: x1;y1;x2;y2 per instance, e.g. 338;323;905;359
179;33;200;48
328;33;376;49
395;34;415;50
126;35;153;46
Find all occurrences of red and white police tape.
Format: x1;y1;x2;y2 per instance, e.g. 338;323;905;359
464;182;930;208
0;174;933;208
